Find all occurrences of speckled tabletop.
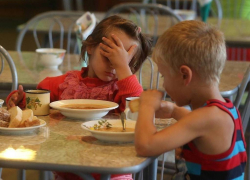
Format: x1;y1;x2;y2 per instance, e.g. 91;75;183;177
0;51;249;98
0;109;174;176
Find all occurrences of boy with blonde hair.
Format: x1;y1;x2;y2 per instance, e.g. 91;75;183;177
135;20;247;179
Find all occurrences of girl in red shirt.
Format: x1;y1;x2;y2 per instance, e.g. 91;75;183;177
6;15;152;180
7;15;151;112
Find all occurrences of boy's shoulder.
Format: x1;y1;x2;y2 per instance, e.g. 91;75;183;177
181;105;229;126
184;105;234;133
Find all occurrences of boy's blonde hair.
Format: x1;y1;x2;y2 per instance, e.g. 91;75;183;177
153;20;226;84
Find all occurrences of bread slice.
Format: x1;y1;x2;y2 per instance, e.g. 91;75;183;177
19;109;33;127
0;108;10;122
8;106;22;128
129;99;140;113
0;120;9;127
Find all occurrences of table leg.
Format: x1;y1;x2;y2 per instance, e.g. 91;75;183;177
134;171;143;180
143;158;158;180
74;172;95;180
18;169;26;180
39;171;50;180
100;174;111;180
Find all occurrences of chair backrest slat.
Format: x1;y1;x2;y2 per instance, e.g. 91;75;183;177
0;45;18;92
16;11;85;54
234;66;250;133
143;0;222;28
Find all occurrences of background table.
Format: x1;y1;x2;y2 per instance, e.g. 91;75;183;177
17;12;250;48
0;51;249;100
207;18;250;48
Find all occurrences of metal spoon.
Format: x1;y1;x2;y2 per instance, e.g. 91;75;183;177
121;112;126;131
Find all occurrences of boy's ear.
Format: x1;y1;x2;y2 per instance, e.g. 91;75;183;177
180;65;192;85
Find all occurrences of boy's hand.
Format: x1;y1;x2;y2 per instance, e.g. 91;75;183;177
139;90;163;111
7;85;24;110
155;100;175;119
99;34;137;79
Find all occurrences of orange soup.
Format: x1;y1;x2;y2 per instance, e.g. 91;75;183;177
61;104;109;109
96;127;134;132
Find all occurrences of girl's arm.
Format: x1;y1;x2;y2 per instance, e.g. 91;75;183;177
113;75;143;112
37;74;67;102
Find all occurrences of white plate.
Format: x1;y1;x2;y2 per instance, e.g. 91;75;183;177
0;119;46;135
50;99;119;120
81;119;136;142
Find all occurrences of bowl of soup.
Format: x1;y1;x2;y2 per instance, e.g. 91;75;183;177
81;119;136;142
49;99;118;120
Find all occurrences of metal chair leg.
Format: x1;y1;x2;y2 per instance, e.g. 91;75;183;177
18;169;26;180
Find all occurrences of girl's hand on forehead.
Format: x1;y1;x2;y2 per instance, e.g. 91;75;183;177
99;34;137;70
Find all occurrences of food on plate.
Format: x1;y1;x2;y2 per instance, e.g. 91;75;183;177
85;119;112;130
8;106;23;128
129;99;140;113
1;106;40;128
61;104;110;109
96;127;134;132
0;108;10;127
19;109;40;127
83;120;134;132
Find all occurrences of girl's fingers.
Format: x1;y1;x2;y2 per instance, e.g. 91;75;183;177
111;34;123;47
18;85;23;94
127;44;138;57
7;100;14;110
99;49;109;57
100;43;112;53
9;95;16;105
18;85;24;97
102;37;116;49
10;101;15;108
14;85;24;102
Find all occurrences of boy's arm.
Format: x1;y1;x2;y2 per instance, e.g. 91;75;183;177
156;101;191;120
130;99;191;120
135;103;206;157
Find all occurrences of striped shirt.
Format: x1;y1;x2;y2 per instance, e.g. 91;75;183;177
182;99;247;180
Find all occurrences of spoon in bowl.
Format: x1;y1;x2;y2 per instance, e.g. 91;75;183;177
121;112;126;131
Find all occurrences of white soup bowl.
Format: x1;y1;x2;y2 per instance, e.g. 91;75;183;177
36;48;66;69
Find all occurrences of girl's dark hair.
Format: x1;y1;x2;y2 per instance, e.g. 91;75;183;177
81;15;152;73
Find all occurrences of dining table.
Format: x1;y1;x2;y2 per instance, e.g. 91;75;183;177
207;17;250;48
0;51;249;101
0;109;175;180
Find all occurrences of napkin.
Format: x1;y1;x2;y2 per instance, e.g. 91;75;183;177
76;12;97;67
198;0;212;22
76;12;97;40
